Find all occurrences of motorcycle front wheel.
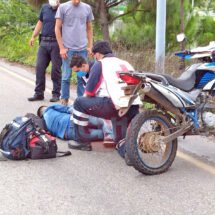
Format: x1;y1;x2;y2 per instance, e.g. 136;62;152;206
126;110;178;175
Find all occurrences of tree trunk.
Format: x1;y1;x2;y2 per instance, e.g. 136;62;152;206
99;0;110;42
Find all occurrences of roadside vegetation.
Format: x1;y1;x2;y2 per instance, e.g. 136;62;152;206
0;0;38;65
0;0;214;76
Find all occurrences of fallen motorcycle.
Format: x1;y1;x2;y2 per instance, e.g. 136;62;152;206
119;41;215;175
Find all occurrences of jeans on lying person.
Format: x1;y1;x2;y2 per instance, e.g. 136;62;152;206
72;96;139;143
66;115;104;141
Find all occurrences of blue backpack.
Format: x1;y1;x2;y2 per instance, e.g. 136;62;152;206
0;116;72;160
0;117;34;160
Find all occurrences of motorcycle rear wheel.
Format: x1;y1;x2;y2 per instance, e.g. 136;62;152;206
126;110;178;175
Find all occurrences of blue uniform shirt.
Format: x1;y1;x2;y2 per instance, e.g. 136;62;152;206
39;4;57;37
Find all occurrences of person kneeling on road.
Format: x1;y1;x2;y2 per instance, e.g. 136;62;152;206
37;104;113;147
69;40;141;151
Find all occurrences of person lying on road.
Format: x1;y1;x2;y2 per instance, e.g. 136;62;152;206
37;104;113;144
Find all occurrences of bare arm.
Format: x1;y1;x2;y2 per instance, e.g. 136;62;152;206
86;21;93;55
29;20;43;47
55;18;68;59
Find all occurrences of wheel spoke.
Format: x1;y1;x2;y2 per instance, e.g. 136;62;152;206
126;111;177;175
137;118;172;168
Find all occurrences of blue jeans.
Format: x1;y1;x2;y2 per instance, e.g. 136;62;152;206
73;96;139;143
67;116;105;141
61;49;87;99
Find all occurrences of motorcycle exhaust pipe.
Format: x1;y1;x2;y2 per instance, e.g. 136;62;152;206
141;83;183;118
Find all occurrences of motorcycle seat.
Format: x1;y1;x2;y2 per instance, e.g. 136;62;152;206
163;64;201;92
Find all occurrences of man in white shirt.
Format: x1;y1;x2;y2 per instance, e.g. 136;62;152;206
69;41;140;151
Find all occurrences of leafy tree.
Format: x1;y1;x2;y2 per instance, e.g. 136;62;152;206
0;0;37;38
27;0;47;8
27;0;141;42
112;0;156;49
110;0;215;72
0;0;38;64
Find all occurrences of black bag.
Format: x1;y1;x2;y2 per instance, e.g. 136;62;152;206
25;113;47;130
28;129;71;159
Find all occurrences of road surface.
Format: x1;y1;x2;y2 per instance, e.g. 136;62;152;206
0;59;215;215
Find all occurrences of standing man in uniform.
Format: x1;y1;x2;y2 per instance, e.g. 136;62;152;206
28;0;62;102
55;0;94;105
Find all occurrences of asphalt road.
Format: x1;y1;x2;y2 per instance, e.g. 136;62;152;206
0;59;215;215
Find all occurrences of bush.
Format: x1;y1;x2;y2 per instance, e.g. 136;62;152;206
0;31;38;65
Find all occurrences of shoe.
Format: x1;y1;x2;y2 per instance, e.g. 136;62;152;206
49;96;60;102
61;98;69;106
68;141;92;151
124;153;132;166
103;134;114;143
103;135;115;147
28;95;44;101
116;138;126;158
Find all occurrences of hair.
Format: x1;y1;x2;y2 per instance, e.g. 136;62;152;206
70;54;87;68
37;106;47;118
92;40;112;55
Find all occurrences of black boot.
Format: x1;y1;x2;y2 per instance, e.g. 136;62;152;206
28;94;44;101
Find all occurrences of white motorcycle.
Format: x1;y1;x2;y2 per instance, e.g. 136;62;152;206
119;41;215;175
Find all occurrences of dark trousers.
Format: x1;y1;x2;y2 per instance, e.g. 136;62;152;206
35;40;62;97
73;96;139;143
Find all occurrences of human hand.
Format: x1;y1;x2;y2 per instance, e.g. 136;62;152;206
87;47;93;56
29;37;35;47
60;47;68;59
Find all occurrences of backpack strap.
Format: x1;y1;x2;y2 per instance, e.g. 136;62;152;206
12;118;35;139
56;151;72;157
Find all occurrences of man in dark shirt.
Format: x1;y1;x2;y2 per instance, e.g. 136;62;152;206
28;0;62;102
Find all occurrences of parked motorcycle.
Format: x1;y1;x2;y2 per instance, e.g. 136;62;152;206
119;41;215;175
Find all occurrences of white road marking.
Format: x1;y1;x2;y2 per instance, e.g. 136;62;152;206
0;66;52;94
177;151;215;175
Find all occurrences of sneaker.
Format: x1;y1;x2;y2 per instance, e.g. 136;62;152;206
116;138;126;158
68;141;92;151
50;96;60;102
28;94;44;101
61;98;69;106
124;153;132;166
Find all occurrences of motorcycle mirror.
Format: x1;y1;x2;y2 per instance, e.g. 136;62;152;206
176;33;186;42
